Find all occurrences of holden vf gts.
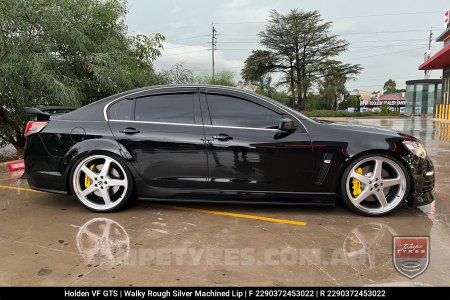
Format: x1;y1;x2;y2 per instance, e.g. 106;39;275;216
23;85;434;216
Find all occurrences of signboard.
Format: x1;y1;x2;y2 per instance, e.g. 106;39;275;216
445;10;449;29
8;161;25;171
369;100;405;106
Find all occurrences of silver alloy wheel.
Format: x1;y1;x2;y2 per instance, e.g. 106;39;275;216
345;156;407;215
72;155;128;211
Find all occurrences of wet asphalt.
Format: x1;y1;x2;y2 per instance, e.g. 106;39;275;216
0;117;449;286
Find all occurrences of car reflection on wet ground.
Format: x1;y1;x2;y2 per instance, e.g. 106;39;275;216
0;117;449;286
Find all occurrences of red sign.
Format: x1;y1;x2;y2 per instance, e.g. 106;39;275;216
7;161;25;171
393;236;429;278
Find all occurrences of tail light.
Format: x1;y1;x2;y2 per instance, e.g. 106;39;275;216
24;121;48;137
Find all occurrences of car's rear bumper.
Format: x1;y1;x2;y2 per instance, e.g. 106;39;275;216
23;135;68;194
23;172;68;195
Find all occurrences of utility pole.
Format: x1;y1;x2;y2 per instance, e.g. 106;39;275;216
211;24;217;81
424;27;433;79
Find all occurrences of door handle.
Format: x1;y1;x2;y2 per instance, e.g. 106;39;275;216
119;127;140;135
213;134;233;141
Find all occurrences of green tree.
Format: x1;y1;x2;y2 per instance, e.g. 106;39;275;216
383;79;397;94
271;90;291;106
0;0;164;149
318;71;348;110
195;70;236;86
339;96;359;110
307;94;328;110
157;62;194;84
380;102;389;114
254;83;291;106
241;50;277;87
242;9;361;110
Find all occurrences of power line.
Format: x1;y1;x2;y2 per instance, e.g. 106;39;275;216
325;11;442;20
342;46;426;61
164;34;211;43
159;49;210;57
216;38;431;44
213;11;442;25
219;28;441;38
159;42;428;58
154;18;442;87
213;41;427;51
143;10;442;33
337;29;441;36
163;43;209;50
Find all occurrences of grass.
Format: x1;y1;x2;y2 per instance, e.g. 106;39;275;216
304;110;401;118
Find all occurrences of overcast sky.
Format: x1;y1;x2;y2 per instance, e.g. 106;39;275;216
125;0;449;93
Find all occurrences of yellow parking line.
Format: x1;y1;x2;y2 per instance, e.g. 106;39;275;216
0;185;43;193
154;204;307;226
0;185;307;226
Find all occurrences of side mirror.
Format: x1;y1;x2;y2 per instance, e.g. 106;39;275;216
278;118;296;132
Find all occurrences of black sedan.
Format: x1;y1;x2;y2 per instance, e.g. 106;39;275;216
23;85;434;216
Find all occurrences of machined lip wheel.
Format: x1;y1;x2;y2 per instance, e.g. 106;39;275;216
72;155;129;211
345;156;407;215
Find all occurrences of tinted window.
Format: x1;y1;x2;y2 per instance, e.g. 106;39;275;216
135;94;195;124
109;99;132;120
206;94;281;128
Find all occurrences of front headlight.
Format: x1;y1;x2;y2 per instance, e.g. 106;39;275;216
402;140;427;158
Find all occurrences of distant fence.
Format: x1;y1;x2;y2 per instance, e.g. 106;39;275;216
436;104;450;120
435;121;450;142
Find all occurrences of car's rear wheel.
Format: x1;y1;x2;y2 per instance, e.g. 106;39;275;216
70;154;133;212
340;154;410;216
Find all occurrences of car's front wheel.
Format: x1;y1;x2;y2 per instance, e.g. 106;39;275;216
340;154;410;216
70;154;133;212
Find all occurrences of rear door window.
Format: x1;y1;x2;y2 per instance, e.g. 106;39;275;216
134;93;195;124
109;99;133;120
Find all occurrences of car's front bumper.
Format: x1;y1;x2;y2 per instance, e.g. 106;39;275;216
403;153;435;206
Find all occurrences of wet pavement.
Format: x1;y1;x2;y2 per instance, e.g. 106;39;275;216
0;117;449;286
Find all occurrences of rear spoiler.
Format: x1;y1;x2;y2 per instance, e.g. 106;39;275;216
24;106;78;121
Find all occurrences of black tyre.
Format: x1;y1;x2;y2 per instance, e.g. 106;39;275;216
340;154;410;216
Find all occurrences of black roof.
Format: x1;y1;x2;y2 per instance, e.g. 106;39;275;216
57;85;257;121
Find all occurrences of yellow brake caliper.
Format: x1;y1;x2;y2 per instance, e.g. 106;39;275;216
84;164;96;188
352;167;363;197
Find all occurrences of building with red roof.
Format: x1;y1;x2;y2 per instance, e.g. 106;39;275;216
416;11;450;118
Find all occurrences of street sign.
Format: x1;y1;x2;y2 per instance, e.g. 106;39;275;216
8;161;25;171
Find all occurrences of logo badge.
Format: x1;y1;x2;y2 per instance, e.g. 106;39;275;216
393;236;429;279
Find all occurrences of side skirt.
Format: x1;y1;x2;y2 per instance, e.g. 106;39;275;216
138;190;337;206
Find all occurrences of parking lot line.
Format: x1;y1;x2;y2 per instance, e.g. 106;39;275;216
154;204;307;226
0;185;43;193
0;185;307;226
